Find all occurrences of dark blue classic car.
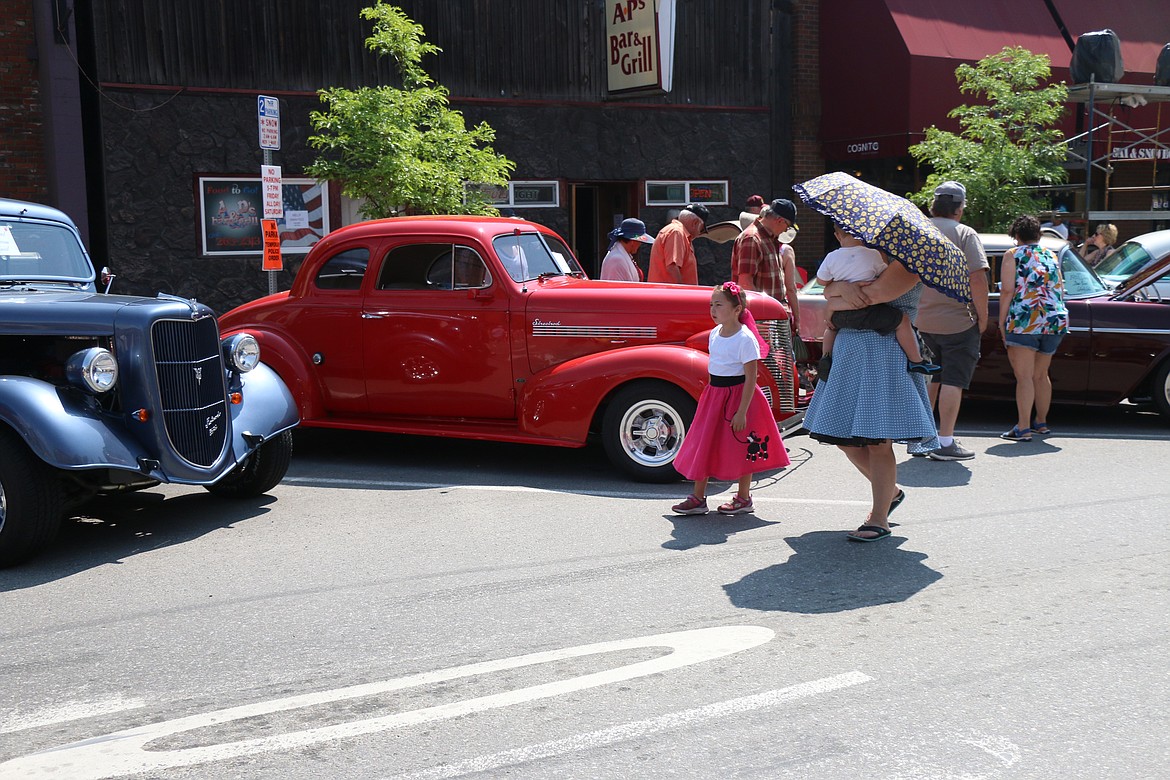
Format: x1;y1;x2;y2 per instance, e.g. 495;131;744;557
0;198;299;566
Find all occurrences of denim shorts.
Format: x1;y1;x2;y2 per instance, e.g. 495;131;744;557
1004;332;1064;355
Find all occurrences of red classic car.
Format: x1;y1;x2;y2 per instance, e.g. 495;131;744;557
218;216;801;481
795;234;1170;419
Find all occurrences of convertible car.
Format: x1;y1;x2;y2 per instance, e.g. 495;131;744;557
796;234;1170;419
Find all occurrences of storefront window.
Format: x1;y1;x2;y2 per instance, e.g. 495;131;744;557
645;180;728;206
468;181;560;208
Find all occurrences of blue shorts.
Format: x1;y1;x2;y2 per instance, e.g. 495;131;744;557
1004;332;1064;355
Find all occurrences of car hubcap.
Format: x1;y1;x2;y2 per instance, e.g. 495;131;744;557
0;479;6;532
619;400;686;467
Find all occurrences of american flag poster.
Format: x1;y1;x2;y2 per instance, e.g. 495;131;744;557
277;180;330;253
198;176;329;256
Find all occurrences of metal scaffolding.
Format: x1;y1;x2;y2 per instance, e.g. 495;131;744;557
1065;81;1170;224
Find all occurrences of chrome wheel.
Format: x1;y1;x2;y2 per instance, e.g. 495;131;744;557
618;399;688;468
602;383;697;482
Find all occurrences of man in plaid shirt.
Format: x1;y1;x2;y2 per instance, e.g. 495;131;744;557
731;198;801;333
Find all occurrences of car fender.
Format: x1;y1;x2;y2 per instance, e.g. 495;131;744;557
225;327;326;420
0;376;150;471
226;362;300;464
518;345;709;442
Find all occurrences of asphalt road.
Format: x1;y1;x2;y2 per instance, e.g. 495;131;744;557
1;402;1168;779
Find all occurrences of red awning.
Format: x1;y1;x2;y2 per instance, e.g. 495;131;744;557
820;0;1170;160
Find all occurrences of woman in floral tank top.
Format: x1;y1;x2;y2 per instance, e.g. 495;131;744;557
999;215;1068;442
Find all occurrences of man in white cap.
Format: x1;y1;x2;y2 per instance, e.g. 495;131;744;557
917;180;988;461
648;203;709;285
1041;205;1070;240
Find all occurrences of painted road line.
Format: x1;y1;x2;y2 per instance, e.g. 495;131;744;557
0;626;774;780
279;476;871;505
394;671;873;780
0;697;146;735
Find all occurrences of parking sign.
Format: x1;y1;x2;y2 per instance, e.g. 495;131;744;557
258;95;280;151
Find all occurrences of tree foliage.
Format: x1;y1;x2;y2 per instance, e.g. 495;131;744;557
306;3;514;219
908;47;1069;231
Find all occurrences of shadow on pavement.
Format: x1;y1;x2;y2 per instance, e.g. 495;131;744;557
723;530;942;613
0;491;277;592
662;513;781;551
983;439;1063;458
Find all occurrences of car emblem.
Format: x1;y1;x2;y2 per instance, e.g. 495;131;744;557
193;367;202;384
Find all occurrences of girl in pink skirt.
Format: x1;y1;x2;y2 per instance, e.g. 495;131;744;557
671;282;789;515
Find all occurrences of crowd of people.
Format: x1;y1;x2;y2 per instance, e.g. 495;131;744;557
595;184;1080;543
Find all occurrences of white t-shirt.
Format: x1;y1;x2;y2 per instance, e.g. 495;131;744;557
599;243;640;281
707;324;761;377
816;245;886;284
1042;221;1069;240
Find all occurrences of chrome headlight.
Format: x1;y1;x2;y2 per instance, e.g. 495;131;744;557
65;347;119;393
223;333;261;373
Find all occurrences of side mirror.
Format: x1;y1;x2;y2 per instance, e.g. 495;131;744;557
100;267;116;294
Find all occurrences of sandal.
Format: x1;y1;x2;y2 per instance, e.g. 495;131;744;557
717;495;753;515
999;426;1033;442
848;524;891;542
672;494;709;515
1030;421;1051;435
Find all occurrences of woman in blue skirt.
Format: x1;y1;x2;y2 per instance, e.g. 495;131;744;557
805;256;939;541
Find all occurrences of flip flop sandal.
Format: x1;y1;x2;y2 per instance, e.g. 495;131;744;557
889;489;906;515
848;524;891;542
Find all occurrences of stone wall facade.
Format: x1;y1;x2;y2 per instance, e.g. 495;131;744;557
100;92;772;314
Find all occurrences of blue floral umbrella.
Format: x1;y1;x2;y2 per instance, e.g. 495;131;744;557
793;172;972;302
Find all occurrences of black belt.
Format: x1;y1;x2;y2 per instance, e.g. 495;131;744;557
709;374;746;387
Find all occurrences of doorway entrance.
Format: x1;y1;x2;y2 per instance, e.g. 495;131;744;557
570;182;639;278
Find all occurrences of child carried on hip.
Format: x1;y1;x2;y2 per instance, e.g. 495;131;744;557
815;224;940;379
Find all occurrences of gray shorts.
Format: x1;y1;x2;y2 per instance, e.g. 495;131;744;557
920;324;981;389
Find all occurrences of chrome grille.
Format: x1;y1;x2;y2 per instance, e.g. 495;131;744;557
152;318;228;467
758;319;797;414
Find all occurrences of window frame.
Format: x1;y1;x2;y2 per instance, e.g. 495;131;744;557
468;181;561;209
644;180;729;207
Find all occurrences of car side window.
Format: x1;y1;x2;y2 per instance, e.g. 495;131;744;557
377;243;490;291
378;243;450;290
451;246;491;290
314;247;370;291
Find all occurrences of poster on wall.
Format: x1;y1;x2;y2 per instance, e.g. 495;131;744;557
198;176;329;256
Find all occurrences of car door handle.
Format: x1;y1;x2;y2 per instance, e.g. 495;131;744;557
362;312;391;319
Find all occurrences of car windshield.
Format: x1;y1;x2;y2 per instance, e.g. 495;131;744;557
1091;240;1153;280
492;232;583;282
800;244;1107;299
0;221;92;282
1057;245;1108;298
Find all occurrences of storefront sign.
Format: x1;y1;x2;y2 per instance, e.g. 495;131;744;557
1111;146;1170;160
822;135;910;161
606;0;675;94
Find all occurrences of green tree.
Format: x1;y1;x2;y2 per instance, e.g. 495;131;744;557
306;3;514;218
908;46;1069;231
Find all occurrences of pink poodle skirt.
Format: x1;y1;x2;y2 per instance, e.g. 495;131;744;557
673;377;788;482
